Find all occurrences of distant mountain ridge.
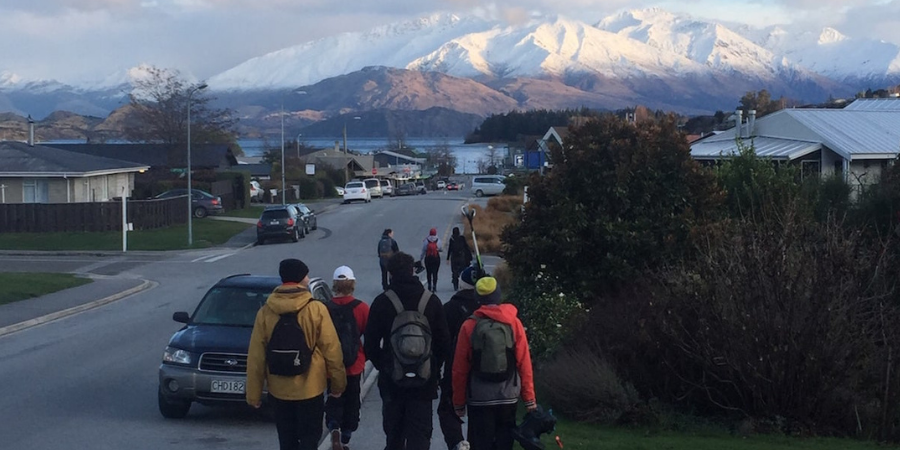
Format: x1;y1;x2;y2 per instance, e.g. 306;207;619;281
1;8;899;123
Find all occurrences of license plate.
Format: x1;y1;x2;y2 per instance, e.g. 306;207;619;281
270;220;279;224
211;379;245;394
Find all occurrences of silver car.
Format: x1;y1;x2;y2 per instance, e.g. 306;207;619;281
157;275;332;418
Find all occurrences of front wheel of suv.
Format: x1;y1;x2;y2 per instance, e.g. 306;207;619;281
158;387;191;419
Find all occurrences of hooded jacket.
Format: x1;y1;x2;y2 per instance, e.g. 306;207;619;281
441;288;478;387
452;303;535;409
246;284;347;405
446;234;472;264
420;235;442;261
364;273;452;399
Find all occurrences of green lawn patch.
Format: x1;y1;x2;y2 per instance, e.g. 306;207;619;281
0;220;253;251
541;418;883;450
0;273;93;305
222;205;267;219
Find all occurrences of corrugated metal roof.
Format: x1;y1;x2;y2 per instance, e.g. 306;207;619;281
785;109;900;158
844;98;900;111
0;141;149;175
691;137;821;160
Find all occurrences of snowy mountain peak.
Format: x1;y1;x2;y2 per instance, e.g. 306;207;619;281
818;27;847;45
0;71;23;88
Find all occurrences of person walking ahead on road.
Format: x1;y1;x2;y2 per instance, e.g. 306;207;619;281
446;227;473;291
365;252;452;450
325;265;370;450
420;227;442;292
438;266;479;450
378;229;400;291
246;258;347;450
453;277;536;450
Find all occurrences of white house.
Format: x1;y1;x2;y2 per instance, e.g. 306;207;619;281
691;100;900;192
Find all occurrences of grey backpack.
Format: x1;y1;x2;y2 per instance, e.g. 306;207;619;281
385;289;433;388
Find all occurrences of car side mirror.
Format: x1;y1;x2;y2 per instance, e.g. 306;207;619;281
172;312;190;324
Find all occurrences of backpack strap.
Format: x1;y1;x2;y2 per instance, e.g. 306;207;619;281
384;290;404;315
417;290;432;314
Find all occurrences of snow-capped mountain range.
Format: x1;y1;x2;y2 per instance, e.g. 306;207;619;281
2;8;900;119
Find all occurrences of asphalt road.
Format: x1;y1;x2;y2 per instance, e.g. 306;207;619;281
0;187;496;450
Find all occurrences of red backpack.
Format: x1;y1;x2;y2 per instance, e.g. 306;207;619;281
426;239;439;257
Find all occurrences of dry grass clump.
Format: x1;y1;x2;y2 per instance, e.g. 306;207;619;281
463;196;522;254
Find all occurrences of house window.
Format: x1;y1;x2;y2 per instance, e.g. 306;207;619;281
23;179;49;203
833;160;843;176
801;160;821;181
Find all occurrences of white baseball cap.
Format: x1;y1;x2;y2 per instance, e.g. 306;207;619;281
333;265;356;280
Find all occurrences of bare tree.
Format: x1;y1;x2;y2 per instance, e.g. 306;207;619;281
424;142;458;176
125;66;237;160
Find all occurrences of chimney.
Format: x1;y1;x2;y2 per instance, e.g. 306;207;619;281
734;110;744;138
748;110;757;137
27;115;34;147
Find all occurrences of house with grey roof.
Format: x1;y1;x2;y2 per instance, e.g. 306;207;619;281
691;101;900;193
0;141;149;203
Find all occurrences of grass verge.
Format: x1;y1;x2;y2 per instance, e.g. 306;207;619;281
464;195;522;254
524;416;883;450
0;273;93;306
0;220;253;251
222;205;267;219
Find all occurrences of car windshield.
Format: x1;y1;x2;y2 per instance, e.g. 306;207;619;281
346;182;363;188
296;204;310;214
365;180;378;187
191;287;271;326
261;209;289;220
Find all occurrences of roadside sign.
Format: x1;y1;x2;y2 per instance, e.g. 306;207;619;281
372;168;377;175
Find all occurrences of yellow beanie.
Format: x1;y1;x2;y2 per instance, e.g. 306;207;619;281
475;276;501;304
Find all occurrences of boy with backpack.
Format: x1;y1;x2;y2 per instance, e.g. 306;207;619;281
378;229;400;290
446;227;473;290
246;258;347;450
420;227;442;291
364;252;452;450
325;266;370;450
452;276;536;450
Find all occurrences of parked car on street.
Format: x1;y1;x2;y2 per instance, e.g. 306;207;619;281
436;180;446;190
394;182;417;196
335;186;345;196
154;189;224;218
256;205;303;245
364;178;383;198
415;181;427;195
343;181;371;203
379;179;394;197
293;203;317;234
471;175;506;197
446;182;459;191
157;274;332;419
249;181;263;202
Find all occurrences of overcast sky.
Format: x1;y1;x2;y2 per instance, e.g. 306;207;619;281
2;0;898;85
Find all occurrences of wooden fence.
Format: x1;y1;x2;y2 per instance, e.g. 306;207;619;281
0;197;188;233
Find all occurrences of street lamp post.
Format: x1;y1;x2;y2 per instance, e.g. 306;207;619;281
342;116;361;184
280;90;307;205
186;82;208;248
296;133;302;160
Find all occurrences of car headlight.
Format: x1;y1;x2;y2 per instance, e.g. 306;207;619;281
162;346;192;365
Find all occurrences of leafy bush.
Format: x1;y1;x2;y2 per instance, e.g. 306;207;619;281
463;199;521;254
507;274;584;361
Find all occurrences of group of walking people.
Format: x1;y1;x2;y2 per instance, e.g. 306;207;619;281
244;225;536;450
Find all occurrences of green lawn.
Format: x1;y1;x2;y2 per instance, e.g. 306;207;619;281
0;220;253;251
222;204;268;219
539;418;884;450
0;273;93;305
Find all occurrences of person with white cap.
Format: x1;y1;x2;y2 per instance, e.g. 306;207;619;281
325;265;370;450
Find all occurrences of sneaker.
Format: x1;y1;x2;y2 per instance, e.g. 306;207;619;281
454;441;470;450
330;429;342;450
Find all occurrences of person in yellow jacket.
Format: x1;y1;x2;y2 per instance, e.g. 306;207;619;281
246;258;348;450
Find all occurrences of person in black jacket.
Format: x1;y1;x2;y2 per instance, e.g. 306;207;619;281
446;227;472;291
364;252;452;450
438;266;478;450
377;229;400;290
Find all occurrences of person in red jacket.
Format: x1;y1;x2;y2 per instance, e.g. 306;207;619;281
452;277;536;450
325;265;370;450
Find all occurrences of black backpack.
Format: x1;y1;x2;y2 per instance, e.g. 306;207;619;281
385;289;433;387
327;300;362;368
378;237;395;259
266;311;313;376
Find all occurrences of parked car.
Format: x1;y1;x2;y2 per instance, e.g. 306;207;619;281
157;274;332;419
343;181;371;204
154;189;224;218
293;203;317;234
436;180;446;190
471;175;506;197
363;178;383;198
394;182;417;196
256;205;303;245
379;179;394;197
446;182;459;191
415;181;427;195
249;181;263;202
335;186;345;196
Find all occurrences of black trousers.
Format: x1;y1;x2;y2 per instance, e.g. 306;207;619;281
450;258;467;289
269;393;325;450
467;403;517;450
437;379;465;450
326;374;363;435
379;381;434;450
424;256;440;290
380;259;390;290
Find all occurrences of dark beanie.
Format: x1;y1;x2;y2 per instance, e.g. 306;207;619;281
279;258;309;283
475;276;502;305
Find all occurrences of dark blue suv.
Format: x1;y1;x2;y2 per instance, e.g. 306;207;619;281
256;205;304;245
157;274;332;419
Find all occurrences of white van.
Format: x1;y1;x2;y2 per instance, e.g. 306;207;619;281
363;178;383;198
471;175;506;197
